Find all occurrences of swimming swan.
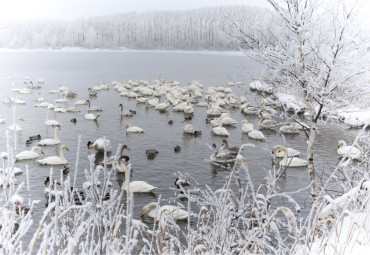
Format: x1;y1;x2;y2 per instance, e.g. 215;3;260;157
87;138;112;152
118;104;133;117
38;127;61;146
84;112;100;120
7;117;23;132
212;126;230;136
123;179;157;193
86;100;103;111
279;123;299;134
272;145;308;167
45;111;61;126
15;146;44;161
38;144;69;165
337;140;363;160
126;123;144;133
142;202;189;220
241;120;254;133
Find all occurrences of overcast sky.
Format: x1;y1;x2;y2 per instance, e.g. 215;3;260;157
0;0;268;21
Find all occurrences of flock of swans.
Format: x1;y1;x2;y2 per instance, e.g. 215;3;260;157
0;76;365;220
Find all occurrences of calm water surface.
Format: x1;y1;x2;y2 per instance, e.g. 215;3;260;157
0;51;360;240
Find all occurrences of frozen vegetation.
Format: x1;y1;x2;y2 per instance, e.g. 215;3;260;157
1;0;370;254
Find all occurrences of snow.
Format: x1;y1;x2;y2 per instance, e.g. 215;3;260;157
249;80;273;93
295;212;370;255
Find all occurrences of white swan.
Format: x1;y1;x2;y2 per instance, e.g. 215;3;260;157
7;117;23;132
54;95;68;103
35;102;51;107
184;102;194;114
337;140;363;160
66;107;81;112
123;180;157;193
272;145;308;167
45;111;61;126
16;146;44;161
258;111;278;129
84;112;100;120
241;120;254;133
220;115;237;126
210;141;238;164
87;138;112;152
126;123;144;133
86;100;103;111
212;126;230;136
38;144;69;165
344;115;363;128
279;124;299;134
142;202;189;220
183;124;194;134
248;129;265;141
38;127;61;146
74;96;88;105
155;100;170;110
293;120;310;130
210;118;222;127
274;147;301;158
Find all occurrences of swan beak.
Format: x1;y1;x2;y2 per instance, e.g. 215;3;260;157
88;145;93;149
141;211;145;217
41;150;44;154
65;146;69;151
19;117;24;121
337;144;340;148
272;148;275;153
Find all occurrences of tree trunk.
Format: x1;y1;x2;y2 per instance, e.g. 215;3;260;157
307;121;319;207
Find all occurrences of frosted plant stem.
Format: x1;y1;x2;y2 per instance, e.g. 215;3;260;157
149;194;161;255
72;135;81;197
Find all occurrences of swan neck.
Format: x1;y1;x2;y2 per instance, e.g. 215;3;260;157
54;128;59;141
120;104;123;111
59;146;65;160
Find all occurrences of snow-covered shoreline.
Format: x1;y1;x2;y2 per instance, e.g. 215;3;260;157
0;47;244;56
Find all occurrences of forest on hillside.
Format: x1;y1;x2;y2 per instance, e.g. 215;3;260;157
0;5;261;50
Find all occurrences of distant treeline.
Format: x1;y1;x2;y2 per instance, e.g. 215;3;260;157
0;5;263;50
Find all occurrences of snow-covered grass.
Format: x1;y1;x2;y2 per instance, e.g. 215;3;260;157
1;129;370;254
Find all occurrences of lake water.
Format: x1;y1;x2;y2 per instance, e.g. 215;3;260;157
0;50;361;240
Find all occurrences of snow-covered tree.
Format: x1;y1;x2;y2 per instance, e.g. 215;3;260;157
229;0;370;203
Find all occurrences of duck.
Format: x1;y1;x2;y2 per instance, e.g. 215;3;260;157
126;123;144;133
45;111;61;126
7;117;23;132
279;123;299;134
343;115;363;128
212;126;230;136
123;178;157;193
174;145;181;152
29;134;41;140
38;127;61;146
142;202;189;220
16;146;44;161
70;118;77;123
337;140;363;160
272;145;308;167
146;149;159;160
86;100;102;111
38;145;69;165
84;112;100;120
241;120;254;133
87;138;112;152
118;104;133;117
168;120;173;125
26;139;33;145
